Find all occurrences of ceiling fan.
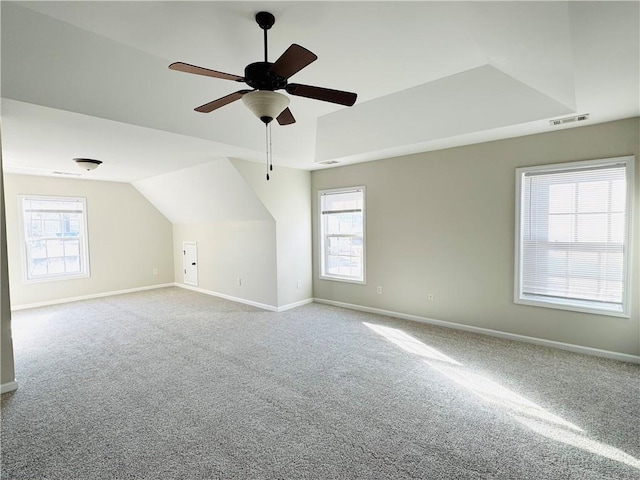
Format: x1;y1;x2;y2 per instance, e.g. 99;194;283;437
169;11;357;126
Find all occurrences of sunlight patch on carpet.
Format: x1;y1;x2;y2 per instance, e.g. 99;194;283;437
363;322;461;365
364;322;640;470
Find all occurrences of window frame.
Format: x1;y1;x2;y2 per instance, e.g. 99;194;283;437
19;195;91;283
318;186;366;284
514;156;634;317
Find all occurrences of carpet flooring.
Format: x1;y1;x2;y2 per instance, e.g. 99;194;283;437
1;287;639;479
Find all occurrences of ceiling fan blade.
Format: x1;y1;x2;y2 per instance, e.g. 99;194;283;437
194;90;252;113
286;83;357;106
276;108;296;126
269;44;317;79
169;62;244;82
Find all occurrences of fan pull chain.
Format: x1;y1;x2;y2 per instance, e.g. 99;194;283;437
268;122;273;173
264;123;274;180
265;124;270;180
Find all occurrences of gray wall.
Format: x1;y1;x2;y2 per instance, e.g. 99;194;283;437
172;220;278;308
312;118;640;356
232;159;312;307
1;135;17;391
168;159;312;310
134;159;280;308
4;174;174;307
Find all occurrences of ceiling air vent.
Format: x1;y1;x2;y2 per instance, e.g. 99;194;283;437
318;160;340;165
549;113;589;127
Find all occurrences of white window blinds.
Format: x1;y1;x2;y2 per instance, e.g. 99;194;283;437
516;157;633;316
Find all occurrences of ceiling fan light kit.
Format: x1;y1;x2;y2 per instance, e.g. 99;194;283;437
73;158;102;171
242;91;290;124
169;11;357;180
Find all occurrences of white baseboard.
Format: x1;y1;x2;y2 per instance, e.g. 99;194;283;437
11;284;175;311
175;283;278;311
277;298;314;312
1;381;18;394
12;283;633;362
314;298;640;364
11;281;313;313
175;283;313;312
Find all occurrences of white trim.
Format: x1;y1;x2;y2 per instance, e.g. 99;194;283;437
313;298;640;364
175;283;312;312
1;381;18;394
514;156;635;317
175;283;278;311
318;185;366;284
318;275;367;285
10;284;175;311
18;195;91;283
515;296;628;318
277;298;314;312
11;282;313;313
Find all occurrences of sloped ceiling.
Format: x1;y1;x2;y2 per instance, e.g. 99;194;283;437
133;159;273;224
1;1;638;183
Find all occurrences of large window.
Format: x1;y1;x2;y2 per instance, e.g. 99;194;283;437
515;157;634;316
20;196;90;282
319;187;365;283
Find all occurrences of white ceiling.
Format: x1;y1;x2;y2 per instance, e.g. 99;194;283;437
1;1;639;182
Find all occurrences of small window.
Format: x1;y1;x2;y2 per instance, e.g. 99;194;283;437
319;187;366;283
20;196;90;282
515;157;634;316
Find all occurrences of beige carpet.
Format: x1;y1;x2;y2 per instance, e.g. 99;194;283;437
2;287;639;479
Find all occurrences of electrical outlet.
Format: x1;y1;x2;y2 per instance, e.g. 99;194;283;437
297;280;302;289
376;286;383;295
237;277;242;286
153;268;158;275
428;293;434;302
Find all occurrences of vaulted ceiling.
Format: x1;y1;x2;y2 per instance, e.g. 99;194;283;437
1;1;638;183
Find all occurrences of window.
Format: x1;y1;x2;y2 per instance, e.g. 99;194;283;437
20;196;90;282
515;156;634;316
319;187;365;283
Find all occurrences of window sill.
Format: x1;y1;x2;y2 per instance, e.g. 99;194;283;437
319;274;366;285
24;273;90;285
515;295;629;318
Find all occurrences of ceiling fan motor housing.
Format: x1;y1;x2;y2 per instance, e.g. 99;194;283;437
244;62;287;91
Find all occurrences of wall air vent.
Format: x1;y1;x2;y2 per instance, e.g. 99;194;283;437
549;113;590;127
